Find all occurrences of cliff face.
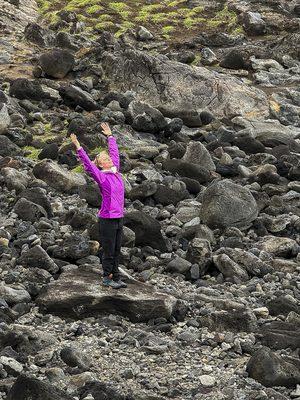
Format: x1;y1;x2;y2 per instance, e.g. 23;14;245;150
0;1;300;399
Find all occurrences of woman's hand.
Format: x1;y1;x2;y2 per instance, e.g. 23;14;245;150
70;133;81;150
100;122;112;137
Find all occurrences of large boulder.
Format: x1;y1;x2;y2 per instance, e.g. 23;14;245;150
0;103;10;133
1;167;30;192
36;268;178;322
9;78;50;101
18;187;53;217
7;374;73;400
39;49;74;78
100;48;268;122
200;180;258;229
59;84;98;111
199;309;257;333
14;198;47;222
0;136;20;156
33;159;86;193
246;347;300;388
19;245;59;274
124;211;167;252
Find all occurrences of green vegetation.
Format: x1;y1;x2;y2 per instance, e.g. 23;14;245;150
72;164;84;173
23;146;41;160
37;0;243;42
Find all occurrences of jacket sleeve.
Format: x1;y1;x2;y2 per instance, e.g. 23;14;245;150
107;136;120;171
76;147;104;184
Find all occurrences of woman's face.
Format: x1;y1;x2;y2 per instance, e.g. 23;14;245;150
95;151;113;169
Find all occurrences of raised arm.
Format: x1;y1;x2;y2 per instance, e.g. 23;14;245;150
101;122;120;171
70;134;103;183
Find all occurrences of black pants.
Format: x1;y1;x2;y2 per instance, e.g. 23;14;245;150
98;217;123;280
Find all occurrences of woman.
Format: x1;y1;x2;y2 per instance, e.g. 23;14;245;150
70;122;126;289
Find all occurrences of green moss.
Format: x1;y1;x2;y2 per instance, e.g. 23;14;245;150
191;54;201;66
23;146;41;160
95;21;115;30
115;21;135;37
72;164;84;173
86;4;103;14
183;16;205;28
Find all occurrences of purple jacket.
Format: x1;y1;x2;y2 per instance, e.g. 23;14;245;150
76;136;125;218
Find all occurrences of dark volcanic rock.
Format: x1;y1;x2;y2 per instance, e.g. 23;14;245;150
39;49;75;78
14;198;47;222
124;211;167;252
153;184;189;206
163;159;211;183
18;245;59;274
266;296;300;317
59;84;98;111
246;347;300;388
36;269;177;322
9;78;50;101
7;374;73;400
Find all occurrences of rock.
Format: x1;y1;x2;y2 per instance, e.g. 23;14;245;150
153;184;189;206
163;159;211;183
213;254;249;283
78;381;129;400
257;321;300;350
14;198;47;222
127;181;157;201
0;356;23;376
136;26;154;41
0;284;31;305
166;257;191;274
60;347;90;370
200;309;257;333
243;12;266;36
36;268;177;322
0;103;10;133
33;159;86;193
199;375;215;387
200;47;217;66
38;143;59;160
258;236;299;257
220;50;247;70
1;168;30;192
100;49;268;121
200;180;258;229
186;238;211;276
246;347;300;388
9;78;50;101
7;374;73;400
18;187;53;217
124;211;167;252
233;136;265;154
51;234;91;260
19;245;59;274
59;84;98;111
266;296;300;317
0;136;20;157
24;23;55;46
39;49;74;78
214;247;272;277
182;141;215;171
128;101;167;133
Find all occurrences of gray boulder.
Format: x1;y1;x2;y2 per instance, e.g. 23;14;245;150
0;136;20;156
100;48;268;122
14;198;47;222
59;84;98;111
1;167;30;192
37;268;178;322
128;100;167;133
33;159;86;193
200;180;258;229
243;12;266;36
19;245;59;274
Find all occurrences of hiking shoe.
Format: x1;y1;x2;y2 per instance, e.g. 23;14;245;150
102;278;122;289
113;279;127;288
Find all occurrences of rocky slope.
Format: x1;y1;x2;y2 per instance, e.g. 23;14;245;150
0;0;300;399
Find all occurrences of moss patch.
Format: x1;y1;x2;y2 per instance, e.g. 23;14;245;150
38;0;243;43
23;146;41;160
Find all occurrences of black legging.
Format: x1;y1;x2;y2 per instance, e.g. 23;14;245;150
98;217;123;279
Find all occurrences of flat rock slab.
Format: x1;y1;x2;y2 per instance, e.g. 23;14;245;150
36;269;178;322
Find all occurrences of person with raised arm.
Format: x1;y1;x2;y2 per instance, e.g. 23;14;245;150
70;122;126;289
